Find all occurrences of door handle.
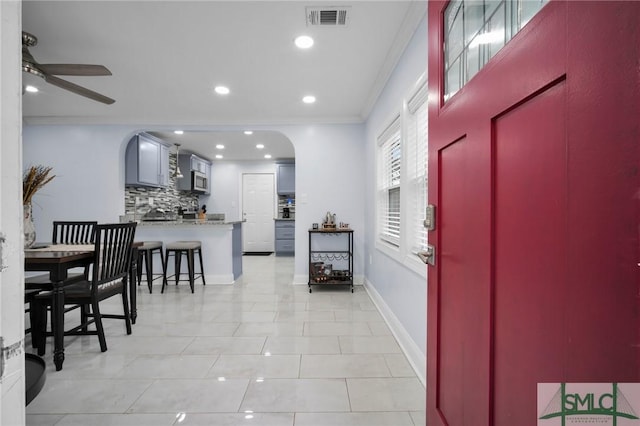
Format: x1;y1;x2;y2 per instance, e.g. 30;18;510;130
417;244;435;266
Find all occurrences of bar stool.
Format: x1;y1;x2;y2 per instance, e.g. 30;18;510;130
136;241;166;293
162;241;206;293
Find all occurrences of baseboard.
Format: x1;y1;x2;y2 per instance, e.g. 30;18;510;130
364;278;426;387
204;274;235;284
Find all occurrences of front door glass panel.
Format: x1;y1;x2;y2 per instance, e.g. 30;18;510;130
444;0;547;102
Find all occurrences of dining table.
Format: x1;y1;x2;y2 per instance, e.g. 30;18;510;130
24;243;139;371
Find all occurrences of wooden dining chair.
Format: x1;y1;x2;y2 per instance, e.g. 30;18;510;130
31;222;137;355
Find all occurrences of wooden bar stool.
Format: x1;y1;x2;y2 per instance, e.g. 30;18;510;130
162;241;206;293
136;241;165;293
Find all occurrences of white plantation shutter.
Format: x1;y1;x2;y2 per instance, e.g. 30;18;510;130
378;116;402;246
407;82;428;253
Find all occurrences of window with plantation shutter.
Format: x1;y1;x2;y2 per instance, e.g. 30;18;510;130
378;116;402;246
406;82;428;254
373;76;428;274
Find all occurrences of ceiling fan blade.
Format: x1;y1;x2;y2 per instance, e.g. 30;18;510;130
44;74;115;105
38;64;112;76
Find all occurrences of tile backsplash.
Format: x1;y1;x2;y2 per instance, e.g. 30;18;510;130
124;152;200;216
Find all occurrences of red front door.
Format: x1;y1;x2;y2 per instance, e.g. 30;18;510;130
427;2;640;425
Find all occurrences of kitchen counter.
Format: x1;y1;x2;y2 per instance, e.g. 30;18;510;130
131;220;243;284
135;219;244;227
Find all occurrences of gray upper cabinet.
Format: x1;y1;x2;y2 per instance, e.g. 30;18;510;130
125;133;171;188
177;153;211;194
191;156;208;174
277;163;295;195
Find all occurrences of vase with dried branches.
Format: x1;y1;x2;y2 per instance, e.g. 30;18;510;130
22;165;55;248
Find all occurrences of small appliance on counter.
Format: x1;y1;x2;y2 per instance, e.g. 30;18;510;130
198;204;207;220
277;194;295;219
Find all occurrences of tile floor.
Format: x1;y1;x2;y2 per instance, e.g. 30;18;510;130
25;254;426;426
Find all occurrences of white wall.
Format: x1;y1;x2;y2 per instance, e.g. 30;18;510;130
278;124;366;285
363;14;428;382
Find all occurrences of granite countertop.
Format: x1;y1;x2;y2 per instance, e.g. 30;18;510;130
129;219;244;226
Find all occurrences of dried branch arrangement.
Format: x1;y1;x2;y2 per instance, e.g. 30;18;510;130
23;165;55;204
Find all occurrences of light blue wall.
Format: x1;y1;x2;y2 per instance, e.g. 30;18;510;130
364;15;428;358
22;123;366;282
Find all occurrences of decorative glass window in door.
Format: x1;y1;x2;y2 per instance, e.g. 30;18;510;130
444;0;548;102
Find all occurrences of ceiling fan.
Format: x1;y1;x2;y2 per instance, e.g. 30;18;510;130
21;31;115;105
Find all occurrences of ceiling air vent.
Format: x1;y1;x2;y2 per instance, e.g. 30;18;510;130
306;6;351;26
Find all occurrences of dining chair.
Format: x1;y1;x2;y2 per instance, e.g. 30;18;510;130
31;222;137;355
25;221;98;288
52;221;97;245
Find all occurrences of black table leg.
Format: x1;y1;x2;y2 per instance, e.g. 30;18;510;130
129;246;138;324
52;282;65;371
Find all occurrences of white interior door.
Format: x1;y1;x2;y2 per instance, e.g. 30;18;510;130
1;2;26;424
242;173;275;252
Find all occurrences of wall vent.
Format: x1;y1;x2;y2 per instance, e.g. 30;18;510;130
306;6;351;26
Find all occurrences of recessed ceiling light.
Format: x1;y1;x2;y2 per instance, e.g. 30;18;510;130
214;85;230;95
216;154;223;159
264;154;272;159
216;144;225;149
25;85;38;93
294;35;314;49
256;144;265;149
302;95;316;104
174;130;184;135
244;130;253;135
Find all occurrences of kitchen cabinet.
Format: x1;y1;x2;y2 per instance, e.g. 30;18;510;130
202;157;211;195
177;153;211;194
275;219;295;256
191;156;208;174
277;163;295;195
125;133;170;188
308;228;353;293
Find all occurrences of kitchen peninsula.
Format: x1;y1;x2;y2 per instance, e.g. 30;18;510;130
129;219;243;284
123;131;245;284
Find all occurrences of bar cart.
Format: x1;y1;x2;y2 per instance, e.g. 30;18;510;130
308;228;354;293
